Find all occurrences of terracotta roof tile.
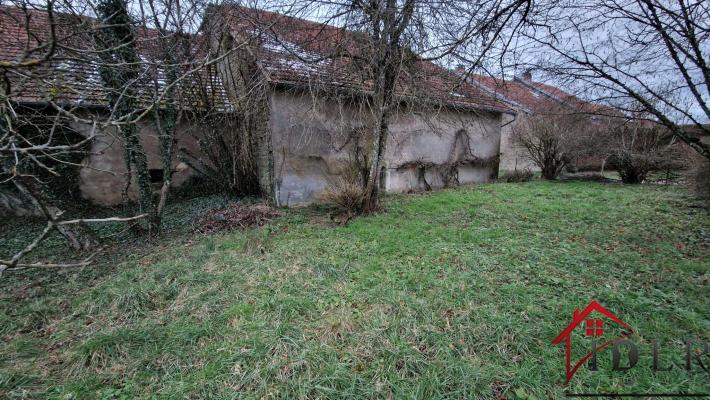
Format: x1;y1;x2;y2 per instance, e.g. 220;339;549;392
0;5;230;111
468;72;616;117
218;5;512;114
523;80;616;115
468;74;560;114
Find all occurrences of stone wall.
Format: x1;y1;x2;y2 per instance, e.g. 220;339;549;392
72;113;203;206
268;89;503;206
213;30;274;198
499;113;539;172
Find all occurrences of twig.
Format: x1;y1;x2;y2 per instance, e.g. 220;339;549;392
1;248;102;273
56;214;148;225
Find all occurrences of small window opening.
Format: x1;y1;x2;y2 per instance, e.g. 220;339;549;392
149;169;164;183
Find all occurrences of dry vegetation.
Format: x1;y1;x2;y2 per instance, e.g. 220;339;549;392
193;203;281;234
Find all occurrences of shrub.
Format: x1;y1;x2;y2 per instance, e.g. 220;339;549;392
511;108;592;180
606;122;675;184
318;168;366;216
501;169;534;183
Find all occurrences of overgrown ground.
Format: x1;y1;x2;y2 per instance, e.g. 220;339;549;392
1;182;708;399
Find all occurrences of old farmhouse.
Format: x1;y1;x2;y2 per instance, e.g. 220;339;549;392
205;6;513;206
1;5;605;208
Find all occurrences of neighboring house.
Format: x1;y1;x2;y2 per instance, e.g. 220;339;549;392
205;6;513;206
463;70;605;172
2;5;513;207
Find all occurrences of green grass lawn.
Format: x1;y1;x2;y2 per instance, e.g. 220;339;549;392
1;182;708;399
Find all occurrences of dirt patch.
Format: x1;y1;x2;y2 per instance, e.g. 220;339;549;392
194;203;281;234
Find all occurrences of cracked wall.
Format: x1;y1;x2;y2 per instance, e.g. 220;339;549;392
269;89;503;207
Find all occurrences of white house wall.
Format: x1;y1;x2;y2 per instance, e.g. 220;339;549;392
384;108;501;193
498;113;539;172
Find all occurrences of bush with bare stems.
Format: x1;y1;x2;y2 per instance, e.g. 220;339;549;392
318;165;367;217
605;122;676;184
511;113;587;180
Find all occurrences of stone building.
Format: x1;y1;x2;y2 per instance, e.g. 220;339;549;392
2;5;515;207
206;6;512;206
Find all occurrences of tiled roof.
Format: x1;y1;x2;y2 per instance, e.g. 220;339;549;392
519;79;615;116
216;5;513;114
467;72;614;116
467;74;561;114
0;5;230;111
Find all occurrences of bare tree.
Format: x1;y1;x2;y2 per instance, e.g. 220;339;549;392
0;1;110;270
138;0;215;224
242;0;533;213
520;0;710;160
92;0;235;233
0;0;229;271
94;0;160;233
604;118;678;184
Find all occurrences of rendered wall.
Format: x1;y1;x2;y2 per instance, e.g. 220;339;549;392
269;89;503;207
498;113;539;172
72;115;203;206
269;91;366;206
383;107;501;193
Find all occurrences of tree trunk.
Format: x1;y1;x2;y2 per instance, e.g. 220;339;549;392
96;0;159;235
361;39;399;214
362;108;389;213
123;125;159;233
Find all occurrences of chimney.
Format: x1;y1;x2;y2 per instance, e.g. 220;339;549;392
521;69;532;81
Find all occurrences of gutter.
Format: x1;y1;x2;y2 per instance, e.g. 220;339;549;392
501;111;517;128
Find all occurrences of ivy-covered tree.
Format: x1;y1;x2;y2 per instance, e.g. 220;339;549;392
95;0;159;234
